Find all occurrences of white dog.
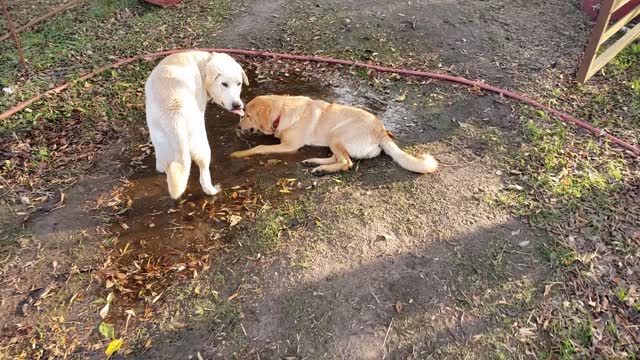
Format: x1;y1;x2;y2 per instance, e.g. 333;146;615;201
145;51;248;199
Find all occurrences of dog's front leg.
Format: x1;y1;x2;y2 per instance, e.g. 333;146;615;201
230;143;302;158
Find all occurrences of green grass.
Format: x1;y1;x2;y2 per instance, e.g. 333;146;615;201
1;0;232;133
484;43;640;359
18;15;92;70
0;0;235;201
501;116;625;231
292;250;312;269
0;3;236;353
491;58;638;355
89;0;141;20
237;197;315;256
611;41;640;71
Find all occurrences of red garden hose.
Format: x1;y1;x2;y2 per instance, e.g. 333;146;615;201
1;48;638;156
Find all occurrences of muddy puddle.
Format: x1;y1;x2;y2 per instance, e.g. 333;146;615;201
97;74;349;325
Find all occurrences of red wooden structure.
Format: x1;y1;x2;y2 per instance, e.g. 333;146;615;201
143;0;182;7
577;0;640;82
582;0;640;20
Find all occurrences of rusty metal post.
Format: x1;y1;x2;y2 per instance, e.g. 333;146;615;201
1;0;26;66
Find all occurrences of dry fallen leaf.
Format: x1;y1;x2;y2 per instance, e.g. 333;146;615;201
376;234;395;242
395;301;404;313
99;321;115;339
229;215;242;227
152;293;162;303
544;283;557;297
105;339;123;357
228;286;242;301
172;321;186;329
517;327;536;339
99;303;110;319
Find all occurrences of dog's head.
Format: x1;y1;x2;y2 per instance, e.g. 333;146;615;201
204;53;249;116
237;96;275;135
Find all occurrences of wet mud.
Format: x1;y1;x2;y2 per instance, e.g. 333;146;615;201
97;74;337;324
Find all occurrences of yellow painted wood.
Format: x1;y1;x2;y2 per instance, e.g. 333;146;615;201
589;22;640;79
577;0;615;82
613;0;631;13
601;5;640;44
578;0;640;82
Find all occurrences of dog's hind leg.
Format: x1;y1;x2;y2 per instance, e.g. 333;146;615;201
192;151;220;196
301;155;336;167
152;136;171;173
310;142;353;176
148;115;169;173
165;119;191;200
191;131;220;196
166;157;190;200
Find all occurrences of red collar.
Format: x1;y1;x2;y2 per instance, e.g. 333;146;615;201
272;114;281;131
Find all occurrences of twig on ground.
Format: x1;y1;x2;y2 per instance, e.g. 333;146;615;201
382;317;394;359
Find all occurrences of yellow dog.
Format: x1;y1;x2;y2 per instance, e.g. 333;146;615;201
231;95;437;176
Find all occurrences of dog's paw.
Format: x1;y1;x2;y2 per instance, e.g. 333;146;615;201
203;183;222;196
229;151;245;159
311;168;328;177
301;160;318;168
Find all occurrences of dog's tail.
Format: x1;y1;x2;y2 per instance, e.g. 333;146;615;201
380;135;438;174
165;135;191;200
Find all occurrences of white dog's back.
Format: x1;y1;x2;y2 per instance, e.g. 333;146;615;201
145;51;247;199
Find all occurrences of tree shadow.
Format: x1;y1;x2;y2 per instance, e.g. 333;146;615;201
134;218;548;359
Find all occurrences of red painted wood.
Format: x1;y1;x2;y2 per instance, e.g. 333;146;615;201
143;0;182;7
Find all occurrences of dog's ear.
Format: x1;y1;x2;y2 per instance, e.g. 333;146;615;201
204;60;221;88
255;98;272;130
241;69;249;86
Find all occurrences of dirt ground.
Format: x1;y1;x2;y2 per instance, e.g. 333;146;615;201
1;0;639;359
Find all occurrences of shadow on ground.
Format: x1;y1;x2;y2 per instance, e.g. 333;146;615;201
135;218;547;359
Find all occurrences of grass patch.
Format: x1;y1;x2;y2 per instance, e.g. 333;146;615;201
0;3;238;356
0;1;234;202
500;115;625;232
611;41;640;71
237;197;316;256
493;84;639;356
1;0;233;128
89;0;141;20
